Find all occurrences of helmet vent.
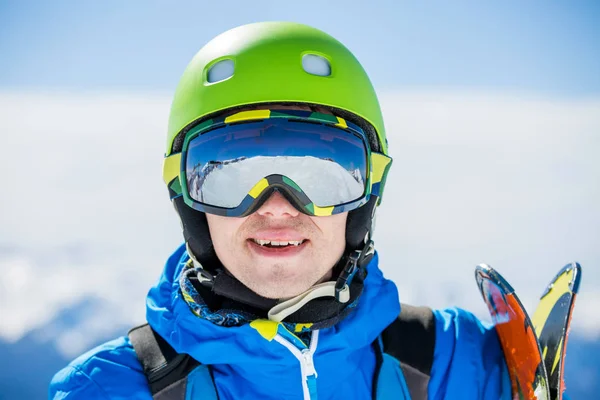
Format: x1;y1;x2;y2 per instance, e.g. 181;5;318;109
207;59;235;83
302;54;331;77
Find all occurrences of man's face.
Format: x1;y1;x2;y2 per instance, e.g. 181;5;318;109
206;192;347;299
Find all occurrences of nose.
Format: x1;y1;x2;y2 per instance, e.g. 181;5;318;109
255;191;300;218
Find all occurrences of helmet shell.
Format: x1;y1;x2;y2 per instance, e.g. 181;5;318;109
166;21;387;156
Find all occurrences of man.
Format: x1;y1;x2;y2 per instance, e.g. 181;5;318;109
50;22;511;399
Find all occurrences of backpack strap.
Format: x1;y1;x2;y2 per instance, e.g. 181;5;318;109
130;306;434;399
374;304;436;400
128;323;216;400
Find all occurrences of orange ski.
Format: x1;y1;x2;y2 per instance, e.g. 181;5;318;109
475;264;549;400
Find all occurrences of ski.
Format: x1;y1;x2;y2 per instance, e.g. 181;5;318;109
475;264;550;400
532;263;582;400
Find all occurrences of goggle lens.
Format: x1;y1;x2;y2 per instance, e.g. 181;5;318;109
185;119;368;209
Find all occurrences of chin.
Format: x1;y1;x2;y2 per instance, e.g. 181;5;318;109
232;259;334;299
254;285;307;300
247;279;313;300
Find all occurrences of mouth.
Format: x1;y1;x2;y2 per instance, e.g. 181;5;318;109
247;238;309;257
250;238;307;247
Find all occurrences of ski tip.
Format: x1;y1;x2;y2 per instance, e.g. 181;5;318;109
540;262;583;298
475;263;491;273
570;262;582;294
474;264;493;285
475;264;515;294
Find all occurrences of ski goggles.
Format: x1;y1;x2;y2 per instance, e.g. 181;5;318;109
162;109;392;217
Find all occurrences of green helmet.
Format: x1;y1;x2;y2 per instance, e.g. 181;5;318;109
166;21;390;272
166;21;388;157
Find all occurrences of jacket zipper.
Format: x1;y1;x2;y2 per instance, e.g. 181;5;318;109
274;330;320;400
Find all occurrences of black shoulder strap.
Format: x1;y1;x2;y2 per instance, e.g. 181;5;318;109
379;304;436;400
128;323;201;397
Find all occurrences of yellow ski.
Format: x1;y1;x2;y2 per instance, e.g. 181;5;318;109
532;263;582;400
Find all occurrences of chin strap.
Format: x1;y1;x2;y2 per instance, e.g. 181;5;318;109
267;281;345;322
268;239;375;322
186;239;375;323
335;239;375;302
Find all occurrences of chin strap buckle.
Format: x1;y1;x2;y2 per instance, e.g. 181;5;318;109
335;240;375;303
195;267;215;288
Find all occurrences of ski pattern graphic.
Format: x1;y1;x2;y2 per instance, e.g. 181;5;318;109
475;264;549;400
532;263;582;400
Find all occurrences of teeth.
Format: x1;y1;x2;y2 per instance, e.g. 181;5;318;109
252;239;304;247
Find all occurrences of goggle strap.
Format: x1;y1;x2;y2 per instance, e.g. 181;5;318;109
370;152;392;184
163;153;181;185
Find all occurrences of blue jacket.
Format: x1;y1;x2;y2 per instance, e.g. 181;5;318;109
49;244;511;399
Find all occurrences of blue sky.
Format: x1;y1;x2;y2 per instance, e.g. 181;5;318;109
1;0;599;96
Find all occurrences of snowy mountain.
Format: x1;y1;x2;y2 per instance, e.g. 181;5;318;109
0;297;132;400
563;333;600;399
0;330;69;400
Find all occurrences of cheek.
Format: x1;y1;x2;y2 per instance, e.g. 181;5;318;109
312;213;348;246
205;214;246;249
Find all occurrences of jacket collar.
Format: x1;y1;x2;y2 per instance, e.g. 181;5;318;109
146;243;400;366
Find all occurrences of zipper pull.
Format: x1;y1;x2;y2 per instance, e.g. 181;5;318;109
302;348;318;378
